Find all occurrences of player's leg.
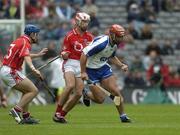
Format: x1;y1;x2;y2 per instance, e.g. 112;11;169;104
83;84;106;104
57;77;84;123
53;71;75;123
82;67;107;106
101;75;131;123
0;85;7;108
11;77;39;124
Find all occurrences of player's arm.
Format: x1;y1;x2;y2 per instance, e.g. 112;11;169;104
30;48;48;58
24;56;43;79
80;52;88;80
60;36;71;60
109;56;128;72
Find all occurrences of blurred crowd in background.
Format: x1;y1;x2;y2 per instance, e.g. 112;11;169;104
0;0;180;93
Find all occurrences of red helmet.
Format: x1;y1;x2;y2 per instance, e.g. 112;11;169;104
75;12;90;24
109;24;125;37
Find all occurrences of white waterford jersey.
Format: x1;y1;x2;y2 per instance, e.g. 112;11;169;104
83;35;117;69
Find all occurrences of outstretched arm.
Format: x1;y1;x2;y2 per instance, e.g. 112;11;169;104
24;56;43;79
109;56;128;72
30;48;48;58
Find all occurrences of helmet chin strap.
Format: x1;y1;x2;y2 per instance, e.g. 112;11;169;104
110;34;117;46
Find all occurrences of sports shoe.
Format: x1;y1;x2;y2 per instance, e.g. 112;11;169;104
9;108;22;124
120;114;131;123
82;89;90;107
20;116;40;124
53;113;67;123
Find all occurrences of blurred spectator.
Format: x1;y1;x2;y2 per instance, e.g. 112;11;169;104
130;55;145;72
42;41;57;61
126;0;137;12
124;55;146;87
139;4;158;24
152;0;161;13
145;39;161;55
55;0;74;21
146;57;170;87
161;0;174;12
89;12;100;29
124;71;146;87
161;39;174;55
168;67;180;87
26;0;47;20
140;24;153;40
43;22;57;40
4;0;20;19
71;1;81;13
127;22;139;39
81;0;98;15
55;21;70;39
42;3;59;28
143;50;158;70
173;0;180;11
127;3;140;23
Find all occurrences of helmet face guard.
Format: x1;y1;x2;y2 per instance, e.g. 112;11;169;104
75;12;90;31
109;24;125;37
24;24;40;36
109;24;125;44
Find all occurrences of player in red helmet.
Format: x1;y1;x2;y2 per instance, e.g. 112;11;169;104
53;12;93;123
0;24;48;124
80;24;131;123
109;24;126;45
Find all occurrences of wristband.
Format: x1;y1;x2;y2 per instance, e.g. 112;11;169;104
30;65;36;71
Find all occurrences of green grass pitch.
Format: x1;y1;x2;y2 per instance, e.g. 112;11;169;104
0;104;180;135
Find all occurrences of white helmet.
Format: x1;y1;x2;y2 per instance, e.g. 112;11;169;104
75;12;90;25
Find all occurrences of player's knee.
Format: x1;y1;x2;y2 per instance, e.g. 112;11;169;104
111;90;121;97
32;87;38;96
74;91;82;98
95;96;105;104
66;84;75;91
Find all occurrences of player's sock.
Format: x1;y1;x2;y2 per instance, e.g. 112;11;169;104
60;110;67;117
22;112;30;119
9;105;22;123
82;88;91;107
56;104;63;113
14;105;22;113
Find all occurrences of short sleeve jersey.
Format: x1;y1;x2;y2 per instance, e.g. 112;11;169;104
61;28;93;60
3;35;31;70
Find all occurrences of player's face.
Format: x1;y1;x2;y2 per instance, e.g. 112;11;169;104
114;35;125;45
30;33;39;43
79;20;89;32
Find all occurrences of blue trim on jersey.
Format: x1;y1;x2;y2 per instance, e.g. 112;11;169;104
92;36;102;43
86;64;112;83
87;38;108;57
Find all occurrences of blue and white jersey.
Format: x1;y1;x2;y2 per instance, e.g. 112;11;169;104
83;35;117;69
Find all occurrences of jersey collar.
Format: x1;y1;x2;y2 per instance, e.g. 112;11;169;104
73;28;87;36
22;35;31;43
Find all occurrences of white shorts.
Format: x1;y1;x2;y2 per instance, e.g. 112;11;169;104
62;59;81;77
0;65;26;88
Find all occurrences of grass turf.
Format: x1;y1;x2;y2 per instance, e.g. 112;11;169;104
0;104;180;135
